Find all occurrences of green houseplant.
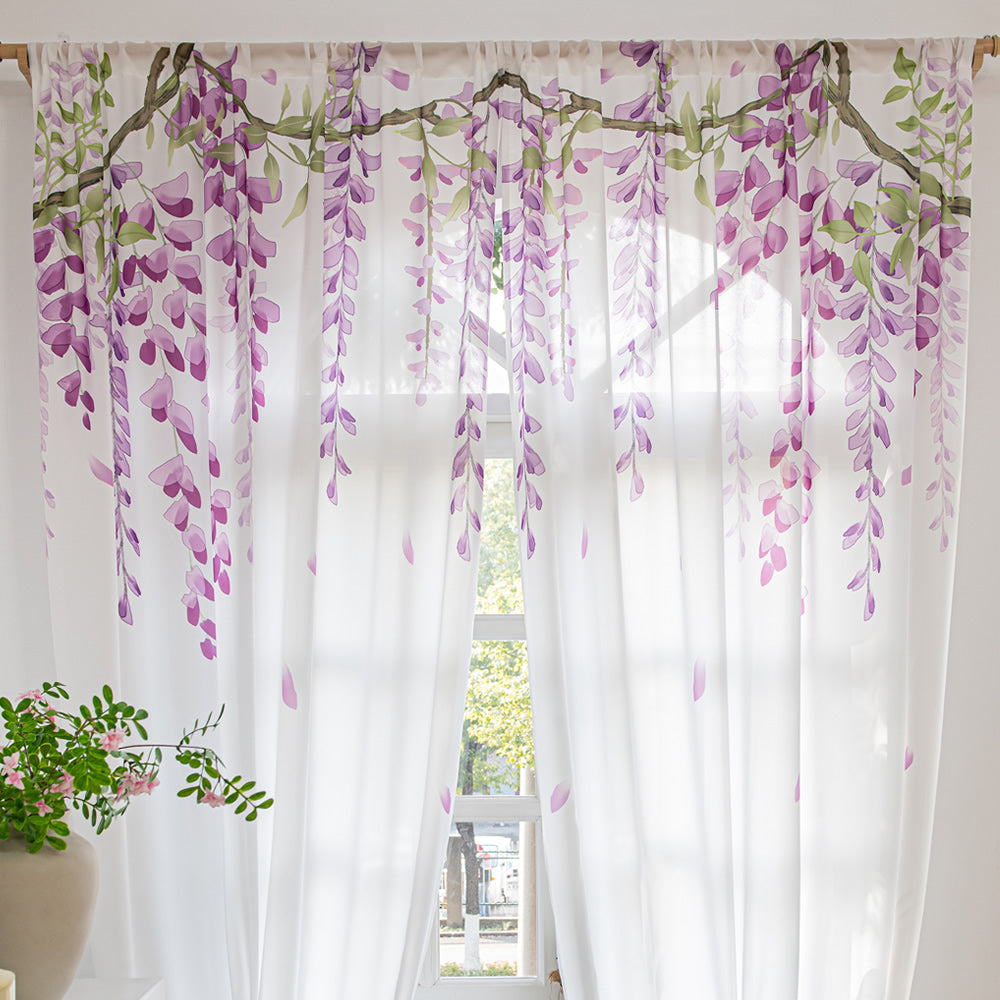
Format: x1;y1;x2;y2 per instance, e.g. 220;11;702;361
0;680;272;851
0;680;272;1000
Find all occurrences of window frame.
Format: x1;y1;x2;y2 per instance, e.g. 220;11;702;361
416;400;557;998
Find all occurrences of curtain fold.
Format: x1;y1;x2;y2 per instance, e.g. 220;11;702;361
29;37;971;1000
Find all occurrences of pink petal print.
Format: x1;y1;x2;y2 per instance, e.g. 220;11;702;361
901;465;912;486
794;774;800;802
550;781;571;814
281;665;298;710
730;60;746;77
384;67;410;91
403;531;414;565
261;69;277;85
581;525;589;559
89;456;114;485
904;746;914;771
307;553;317;575
693;659;706;702
440;787;452;814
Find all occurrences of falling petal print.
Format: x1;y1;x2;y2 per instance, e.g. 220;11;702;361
693;659;706;702
440;787;452;814
261;69;277;85
794;774;800;802
581;525;589;559
403;531;414;565
306;553;317;576
89;456;113;485
904;746;914;771
550;782;571;814
384;67;410;91
282;665;298;710
901;466;912;486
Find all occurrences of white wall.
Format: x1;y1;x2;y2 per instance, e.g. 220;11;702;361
0;80;54;694
1;2;997;997
0;0;995;45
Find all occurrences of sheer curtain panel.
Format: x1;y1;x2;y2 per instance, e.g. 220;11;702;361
28;37;972;1000
499;39;972;1000
32;42;494;1000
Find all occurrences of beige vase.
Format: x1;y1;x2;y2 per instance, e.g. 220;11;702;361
0;832;99;1000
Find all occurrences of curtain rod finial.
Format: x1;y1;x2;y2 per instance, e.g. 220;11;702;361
973;35;999;79
0;43;30;87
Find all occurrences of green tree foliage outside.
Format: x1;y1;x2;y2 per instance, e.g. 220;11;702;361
461;460;533;793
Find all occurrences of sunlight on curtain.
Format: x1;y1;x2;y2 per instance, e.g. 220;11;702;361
28;37;971;1000
31;41;494;1000
498;38;972;1000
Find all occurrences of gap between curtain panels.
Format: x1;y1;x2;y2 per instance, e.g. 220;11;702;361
1;36;999;88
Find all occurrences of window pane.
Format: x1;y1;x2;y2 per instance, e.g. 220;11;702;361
476;459;522;614
438;819;539;978
459;641;532;796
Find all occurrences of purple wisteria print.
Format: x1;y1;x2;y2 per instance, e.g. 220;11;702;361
33;38;971;649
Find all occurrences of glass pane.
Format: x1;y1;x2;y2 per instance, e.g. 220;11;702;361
438;819;539;978
458;641;532;796
477;459;522;614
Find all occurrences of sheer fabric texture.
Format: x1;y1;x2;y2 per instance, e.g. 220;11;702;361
32;42;492;1000
29;38;971;1000
499;39;971;1000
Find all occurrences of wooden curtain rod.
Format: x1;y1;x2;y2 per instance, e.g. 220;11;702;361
972;34;1000;76
1;36;999;88
0;44;29;85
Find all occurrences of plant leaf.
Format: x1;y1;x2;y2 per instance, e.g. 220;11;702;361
282;183;309;227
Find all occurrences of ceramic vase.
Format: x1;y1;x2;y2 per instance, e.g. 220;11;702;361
0;832;98;1000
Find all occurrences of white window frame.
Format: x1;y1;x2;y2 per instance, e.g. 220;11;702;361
417;398;558;999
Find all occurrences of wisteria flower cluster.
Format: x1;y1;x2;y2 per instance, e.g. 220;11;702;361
32;39;971;636
0;681;272;853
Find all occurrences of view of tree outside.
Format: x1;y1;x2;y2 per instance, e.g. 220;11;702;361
441;458;537;977
465;459;531;793
476;457;522;611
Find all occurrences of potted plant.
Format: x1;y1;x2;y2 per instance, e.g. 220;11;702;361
0;680;272;1000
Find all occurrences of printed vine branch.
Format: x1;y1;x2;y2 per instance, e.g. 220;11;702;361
825;41;970;217
33;41;970;221
33;44;196;220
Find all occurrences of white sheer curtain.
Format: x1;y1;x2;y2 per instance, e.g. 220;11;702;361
27;37;971;1000
501;40;972;1000
31;42;495;1000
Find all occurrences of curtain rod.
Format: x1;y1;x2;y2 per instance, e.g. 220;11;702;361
2;36;999;88
0;44;29;85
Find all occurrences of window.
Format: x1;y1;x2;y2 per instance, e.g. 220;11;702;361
417;236;557;996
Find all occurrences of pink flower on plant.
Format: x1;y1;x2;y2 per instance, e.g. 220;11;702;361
17;689;43;702
100;728;126;752
34;800;53;816
1;752;20;778
4;770;24;790
200;790;225;808
49;771;74;797
131;773;160;796
115;771;158;800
